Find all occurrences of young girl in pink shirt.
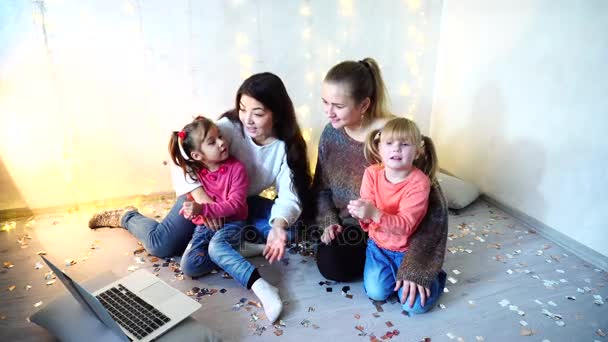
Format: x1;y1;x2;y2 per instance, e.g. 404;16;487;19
347;117;447;315
171;116;282;323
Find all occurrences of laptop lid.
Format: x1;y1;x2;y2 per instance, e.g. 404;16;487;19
40;255;129;342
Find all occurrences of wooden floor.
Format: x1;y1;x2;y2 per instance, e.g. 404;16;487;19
1;199;607;341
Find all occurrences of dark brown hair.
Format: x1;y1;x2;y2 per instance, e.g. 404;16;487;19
221;72;313;218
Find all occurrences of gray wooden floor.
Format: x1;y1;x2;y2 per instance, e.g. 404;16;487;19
1;199;607;341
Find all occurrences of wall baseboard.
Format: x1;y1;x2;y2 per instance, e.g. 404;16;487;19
481;194;608;272
0;192;176;221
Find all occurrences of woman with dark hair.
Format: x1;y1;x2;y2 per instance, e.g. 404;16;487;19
88;72;312;323
219;72;313;262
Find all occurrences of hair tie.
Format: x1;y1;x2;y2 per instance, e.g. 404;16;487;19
177;131;186;139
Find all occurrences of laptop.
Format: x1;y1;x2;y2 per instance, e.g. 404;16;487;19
40;255;201;342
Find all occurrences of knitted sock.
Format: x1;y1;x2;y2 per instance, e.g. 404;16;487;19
239;241;265;258
251;278;282;323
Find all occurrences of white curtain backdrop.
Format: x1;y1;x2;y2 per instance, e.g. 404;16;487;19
0;0;442;210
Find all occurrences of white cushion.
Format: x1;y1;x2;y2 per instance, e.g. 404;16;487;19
437;172;480;209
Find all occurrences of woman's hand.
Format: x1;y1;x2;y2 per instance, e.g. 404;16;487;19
264;226;287;264
320;224;343;244
347;199;381;222
394;280;431;308
203;217;223;232
263;220;288;264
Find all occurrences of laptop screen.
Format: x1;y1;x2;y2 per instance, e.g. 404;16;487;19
40;255;129;342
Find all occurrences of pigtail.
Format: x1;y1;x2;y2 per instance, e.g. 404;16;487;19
168;129;203;182
414;135;438;182
363;128;383;165
169;132;189;180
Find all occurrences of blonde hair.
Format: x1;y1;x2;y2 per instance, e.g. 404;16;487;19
324;57;392;126
364;117;438;180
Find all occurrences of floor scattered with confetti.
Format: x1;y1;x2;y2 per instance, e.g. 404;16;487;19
1;198;607;341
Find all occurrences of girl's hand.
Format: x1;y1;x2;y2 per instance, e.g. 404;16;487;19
264;226;287;264
347;199;381;222
394;280;431;308
182;195;202;219
320;224;343;244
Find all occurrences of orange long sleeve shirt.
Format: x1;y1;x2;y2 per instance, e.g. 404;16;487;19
359;164;431;252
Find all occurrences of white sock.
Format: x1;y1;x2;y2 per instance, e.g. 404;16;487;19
251;278;282;323
239;242;265;258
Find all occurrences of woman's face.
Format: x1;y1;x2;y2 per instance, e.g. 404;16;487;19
321;81;369;129
238;94;274;145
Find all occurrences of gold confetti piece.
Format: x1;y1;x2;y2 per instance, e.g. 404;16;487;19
597;329;606;337
247;301;262;308
25;285;32;290
3;261;14;268
354;314;360;319
46;280;56;286
520;329;535;336
274;329;283;336
8;285;16;291
64;259;76;266
36;251;46;255
385;321;393;327
34;301;43;308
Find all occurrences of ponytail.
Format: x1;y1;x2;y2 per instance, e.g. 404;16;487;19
359;58;391;125
324;57;392;126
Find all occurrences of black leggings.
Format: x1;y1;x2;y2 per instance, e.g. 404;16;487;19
316;219;367;282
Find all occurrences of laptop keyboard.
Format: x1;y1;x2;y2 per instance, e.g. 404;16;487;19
96;284;171;340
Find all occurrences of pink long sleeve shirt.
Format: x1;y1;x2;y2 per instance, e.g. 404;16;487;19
188;157;249;224
359;165;431;252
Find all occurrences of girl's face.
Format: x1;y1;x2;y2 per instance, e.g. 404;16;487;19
238;94;274;145
191;125;229;166
321;81;370;129
378;135;418;172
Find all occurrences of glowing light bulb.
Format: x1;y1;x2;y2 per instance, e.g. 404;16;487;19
399;84;411;97
300;5;312;16
236;33;249;47
302;28;311;40
239;55;253;68
306;71;315;83
297;105;311;119
339;0;353;16
406;0;421;11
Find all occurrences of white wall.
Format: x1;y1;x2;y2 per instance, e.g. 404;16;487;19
430;0;608;257
0;0;442;210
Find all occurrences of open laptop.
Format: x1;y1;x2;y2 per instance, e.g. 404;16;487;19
40;255;201;342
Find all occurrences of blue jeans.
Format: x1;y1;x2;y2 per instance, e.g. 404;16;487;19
180;221;255;287
363;239;447;314
244;196;299;243
122;195;195;258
